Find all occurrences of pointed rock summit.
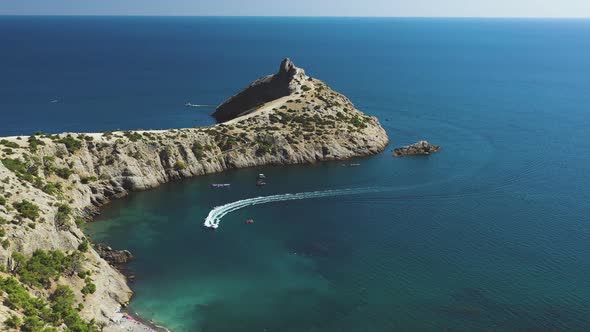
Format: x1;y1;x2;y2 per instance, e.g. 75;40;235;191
212;58;306;122
278;58;297;77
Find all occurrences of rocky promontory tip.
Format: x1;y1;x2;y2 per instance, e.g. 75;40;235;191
212;58;305;123
393;140;441;157
278;58;297;76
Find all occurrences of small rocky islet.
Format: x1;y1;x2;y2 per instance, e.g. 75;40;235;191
393;140;441;157
0;59;388;330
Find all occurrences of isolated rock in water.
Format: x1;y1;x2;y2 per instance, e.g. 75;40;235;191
95;243;134;265
393;140;441;157
212;58;304;122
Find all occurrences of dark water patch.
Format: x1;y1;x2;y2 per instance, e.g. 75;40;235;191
285;235;354;260
195;287;364;332
437;304;483;321
438;287;589;331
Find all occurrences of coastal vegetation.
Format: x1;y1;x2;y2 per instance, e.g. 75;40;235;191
27;135;45;153
55;136;83;154
11;250;78;288
0;248;98;331
122;131;142;142
0;59;388;329
0;277;97;331
0;140;20;149
174;160;186;170
13;200;40;221
55;204;72;229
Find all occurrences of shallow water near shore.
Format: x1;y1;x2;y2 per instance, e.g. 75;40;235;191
5;16;590;331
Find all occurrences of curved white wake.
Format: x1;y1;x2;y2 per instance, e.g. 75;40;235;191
203;187;381;229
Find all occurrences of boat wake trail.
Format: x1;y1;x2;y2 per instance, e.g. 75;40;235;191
203;187;382;229
185;102;213;108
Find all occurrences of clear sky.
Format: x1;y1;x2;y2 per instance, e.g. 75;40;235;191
2;0;590;18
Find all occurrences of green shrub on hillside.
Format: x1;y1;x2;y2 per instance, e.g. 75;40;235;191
56;136;83;153
1;157;48;189
4;314;22;329
74;217;86;226
11;250;81;288
55;204;72;227
80;176;97;184
22;316;45;331
0;277;97;332
0;277;44;312
42;182;62;196
0;139;19;149
191;142;205;160
77;239;89;252
349;115;368;129
54;167;73;179
174;160;186;170
81;277;96;295
28;135;46;152
2;158;28;174
51;285;96;331
123;131;143;142
13;200;40;220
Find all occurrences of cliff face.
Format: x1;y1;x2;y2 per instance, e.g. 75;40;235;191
0;59;389;329
213;58;303;122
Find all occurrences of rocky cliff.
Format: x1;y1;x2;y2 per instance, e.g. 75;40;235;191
0;59;388;330
213;58;301;122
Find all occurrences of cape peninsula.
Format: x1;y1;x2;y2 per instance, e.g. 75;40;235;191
0;59;388;331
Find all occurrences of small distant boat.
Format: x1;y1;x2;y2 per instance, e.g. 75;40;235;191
350;163;361;167
258;173;266;179
210;183;231;188
256;180;266;187
245;219;254;224
50;99;59;104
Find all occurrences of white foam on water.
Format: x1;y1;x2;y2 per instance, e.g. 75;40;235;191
203;187;381;229
185;103;213;108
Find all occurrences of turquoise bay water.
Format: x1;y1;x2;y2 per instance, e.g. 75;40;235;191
3;17;590;331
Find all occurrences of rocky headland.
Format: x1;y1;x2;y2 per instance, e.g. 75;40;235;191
393;140;440;157
0;59;388;331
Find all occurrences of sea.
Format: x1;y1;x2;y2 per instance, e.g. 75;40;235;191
2;16;590;331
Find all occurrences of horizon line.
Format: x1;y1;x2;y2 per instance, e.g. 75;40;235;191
1;14;590;19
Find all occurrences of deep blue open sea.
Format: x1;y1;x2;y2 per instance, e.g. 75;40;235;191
3;16;590;331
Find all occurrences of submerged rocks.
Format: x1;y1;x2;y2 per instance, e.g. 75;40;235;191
95;243;134;265
393;140;441;157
